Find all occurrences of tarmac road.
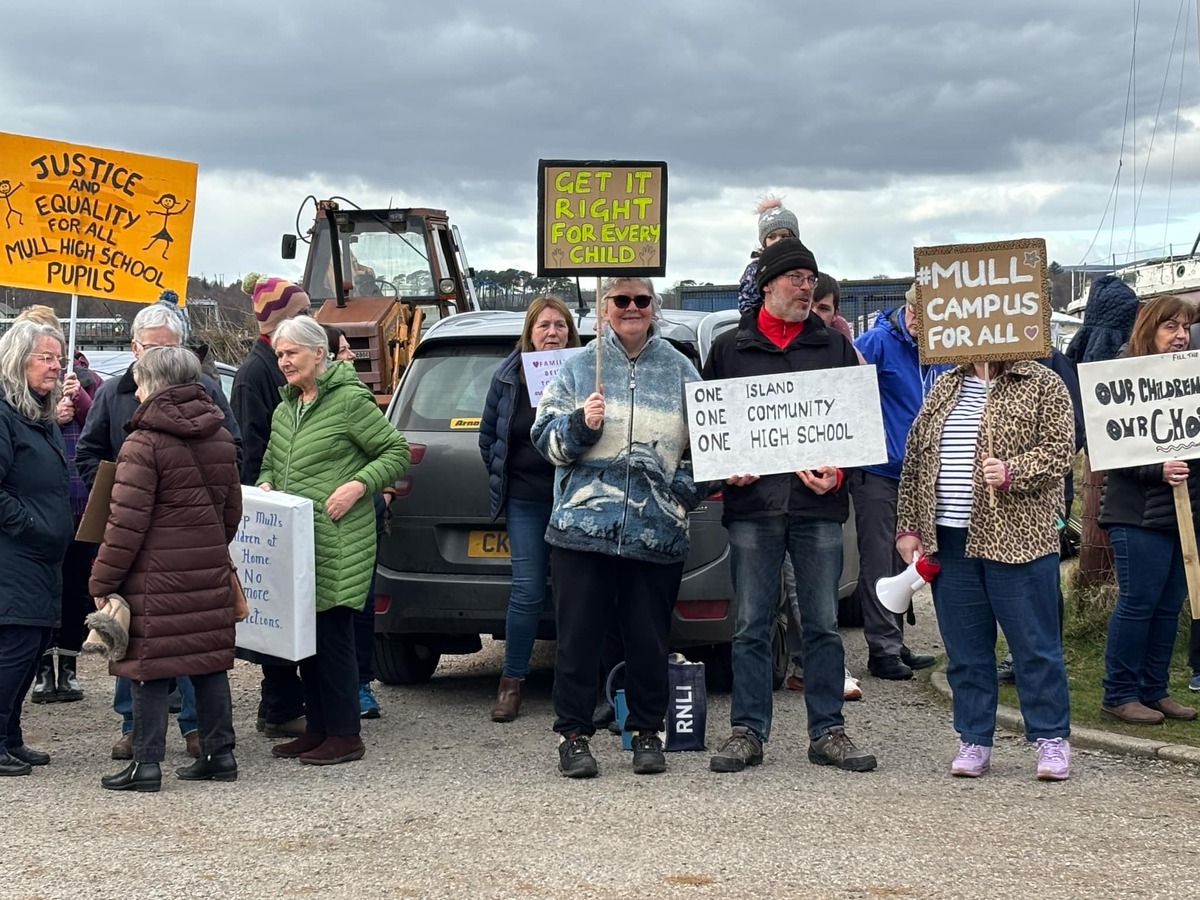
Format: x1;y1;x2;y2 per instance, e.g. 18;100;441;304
4;598;1200;900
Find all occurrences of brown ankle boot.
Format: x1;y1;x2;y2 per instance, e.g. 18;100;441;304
271;734;325;758
1145;696;1198;720
490;676;522;723
298;735;366;766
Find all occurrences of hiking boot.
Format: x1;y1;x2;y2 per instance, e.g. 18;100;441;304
868;654;913;681
1036;737;1070;781
996;653;1016;685
949;741;991;777
1100;701;1165;725
808;727;877;772
359;683;382;719
111;733;133;760
843;669;862;701
558;734;598;778
900;645;935;671
1145;696;1198;720
299;735;366;766
709;726;763;773
631;732;666;775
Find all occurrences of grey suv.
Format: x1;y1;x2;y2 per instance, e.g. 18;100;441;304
372;308;859;687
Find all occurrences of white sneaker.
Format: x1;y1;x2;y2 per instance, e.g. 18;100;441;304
843;668;862;701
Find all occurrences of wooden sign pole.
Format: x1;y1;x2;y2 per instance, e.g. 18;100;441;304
1173;483;1200;619
984;366;996;509
594;276;604;395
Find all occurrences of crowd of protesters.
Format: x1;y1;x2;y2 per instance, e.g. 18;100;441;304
3;196;1198;791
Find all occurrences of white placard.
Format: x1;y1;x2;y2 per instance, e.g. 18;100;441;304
233;487;317;662
1078;351;1200;472
687;366;888;483
522;347;587;406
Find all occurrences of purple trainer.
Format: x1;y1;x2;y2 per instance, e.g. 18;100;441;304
950;741;991;777
1036;737;1070;781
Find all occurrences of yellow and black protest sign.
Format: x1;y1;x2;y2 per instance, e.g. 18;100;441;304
0;132;198;303
537;159;667;277
913;238;1052;366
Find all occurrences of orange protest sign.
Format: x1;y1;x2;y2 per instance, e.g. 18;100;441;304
537;159;667;277
0;132;197;304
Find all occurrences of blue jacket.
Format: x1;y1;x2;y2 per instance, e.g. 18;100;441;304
854;307;947;481
0;390;72;628
479;348;521;519
532;326;703;564
1039;348;1084;514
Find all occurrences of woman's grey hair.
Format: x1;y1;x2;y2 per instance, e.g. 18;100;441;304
131;303;185;343
273;316;330;372
132;345;201;398
0;319;65;421
598;276;661;319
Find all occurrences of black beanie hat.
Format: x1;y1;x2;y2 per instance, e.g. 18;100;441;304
756;237;819;290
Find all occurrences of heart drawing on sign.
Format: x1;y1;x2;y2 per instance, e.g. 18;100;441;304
532;360;541;368
1024;325;1040;340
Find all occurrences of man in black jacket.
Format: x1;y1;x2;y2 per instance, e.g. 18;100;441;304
703;238;876;774
229;275;311;737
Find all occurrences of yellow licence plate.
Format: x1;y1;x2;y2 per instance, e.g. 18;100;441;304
467;530;510;558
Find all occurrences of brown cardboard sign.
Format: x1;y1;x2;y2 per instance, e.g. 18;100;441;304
75;460;116;544
537;159;667;277
913;238;1051;365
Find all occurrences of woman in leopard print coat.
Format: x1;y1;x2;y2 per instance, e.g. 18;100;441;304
896;359;1075;781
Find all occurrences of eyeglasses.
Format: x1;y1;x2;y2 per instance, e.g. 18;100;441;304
30;353;68;367
608;294;653;309
783;273;819;288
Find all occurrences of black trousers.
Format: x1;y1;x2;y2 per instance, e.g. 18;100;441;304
0;625;52;750
551;547;682;737
259;664;306;724
55;541;96;654
299;606;360;738
354;590;375;684
132;670;234;763
1190;618;1200;674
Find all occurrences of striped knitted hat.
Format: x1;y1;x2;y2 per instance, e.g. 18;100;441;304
244;274;310;335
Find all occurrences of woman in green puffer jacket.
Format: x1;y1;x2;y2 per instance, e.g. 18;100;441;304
258;316;409;766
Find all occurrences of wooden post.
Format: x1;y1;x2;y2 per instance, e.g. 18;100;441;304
984;366;996;509
594;276;603;394
1173;483;1200;619
66;293;79;369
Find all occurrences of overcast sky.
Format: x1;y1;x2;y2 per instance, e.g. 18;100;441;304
3;0;1199;294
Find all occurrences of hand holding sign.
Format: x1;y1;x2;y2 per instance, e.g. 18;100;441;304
980;456;1008;489
1164;460;1190;486
798;466;839;495
583;389;605;431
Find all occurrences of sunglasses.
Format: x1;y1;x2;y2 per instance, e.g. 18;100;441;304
608;294;653;309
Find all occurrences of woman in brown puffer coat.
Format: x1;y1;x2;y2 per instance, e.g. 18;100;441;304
89;346;242;793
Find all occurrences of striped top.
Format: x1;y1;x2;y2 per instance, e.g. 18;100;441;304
934;375;986;527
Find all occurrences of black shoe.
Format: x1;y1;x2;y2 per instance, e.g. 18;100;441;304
0;750;32;776
592;701;616;731
808;727;877;772
558;734;599;778
996;653;1016;685
709;727;764;773
8;744;49;766
56;654;83;702
101;761;162;792
631;732;667;775
900;646;935;671
30;655;56;704
868;654;913;681
176;752;238;782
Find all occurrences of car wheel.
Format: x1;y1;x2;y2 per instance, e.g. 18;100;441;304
373;633;441;685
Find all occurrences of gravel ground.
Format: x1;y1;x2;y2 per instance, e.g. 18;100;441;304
5;595;1200;900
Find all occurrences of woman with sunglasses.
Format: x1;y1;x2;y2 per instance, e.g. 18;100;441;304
533;277;703;779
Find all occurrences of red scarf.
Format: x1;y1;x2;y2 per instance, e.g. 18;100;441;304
757;305;804;349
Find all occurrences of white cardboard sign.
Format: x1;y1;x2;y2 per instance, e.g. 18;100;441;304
687;366;888;483
1078;351;1200;472
521;347;586;406
233;487;317;662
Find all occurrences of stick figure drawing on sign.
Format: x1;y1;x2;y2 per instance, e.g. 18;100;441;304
143;193;191;259
0;180;24;228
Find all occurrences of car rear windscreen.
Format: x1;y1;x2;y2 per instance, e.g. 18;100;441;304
391;342;510;432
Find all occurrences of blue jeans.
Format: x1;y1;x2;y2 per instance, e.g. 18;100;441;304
115;675;196;737
728;516;845;742
1104;525;1186;707
932;526;1069;745
503;497;553;680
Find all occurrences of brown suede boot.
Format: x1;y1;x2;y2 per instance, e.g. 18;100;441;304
298;735;366;766
271;734;325;758
490;676;522;723
1100;701;1166;724
1145;696;1198;720
184;730;201;759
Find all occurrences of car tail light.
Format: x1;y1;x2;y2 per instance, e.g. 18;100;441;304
706;489;723;501
408;442;426;464
675;599;729;620
392;476;413;498
374;593;390;614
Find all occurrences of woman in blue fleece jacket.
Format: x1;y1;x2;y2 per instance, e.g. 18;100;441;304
533;276;703;779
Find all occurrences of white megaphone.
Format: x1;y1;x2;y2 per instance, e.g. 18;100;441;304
876;554;941;615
